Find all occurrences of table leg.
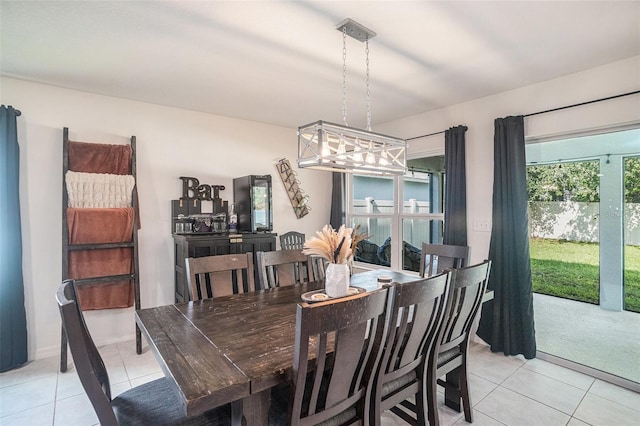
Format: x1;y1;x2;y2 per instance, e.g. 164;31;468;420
444;370;462;412
242;389;271;426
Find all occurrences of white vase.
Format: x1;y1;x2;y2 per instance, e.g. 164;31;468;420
325;263;350;298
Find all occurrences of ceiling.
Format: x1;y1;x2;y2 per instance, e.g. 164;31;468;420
2;1;639;130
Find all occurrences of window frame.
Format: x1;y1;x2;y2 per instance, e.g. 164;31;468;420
346;151;445;272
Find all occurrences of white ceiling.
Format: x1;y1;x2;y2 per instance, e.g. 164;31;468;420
2;1;639;130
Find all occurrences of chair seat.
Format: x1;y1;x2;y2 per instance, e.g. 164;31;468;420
382;370;417;398
437;347;462;368
112;377;231;425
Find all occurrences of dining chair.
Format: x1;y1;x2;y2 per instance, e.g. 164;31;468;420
56;279;236;425
426;260;492;425
279;231;305;250
270;288;391;426
256;249;312;289
185;253;255;300
419;243;471;277
372;271;451;426
308;255;327;281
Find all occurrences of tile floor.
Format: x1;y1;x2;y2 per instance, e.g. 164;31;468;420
1;340;639;426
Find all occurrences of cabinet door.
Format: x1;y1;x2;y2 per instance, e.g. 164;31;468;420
189;240;231;257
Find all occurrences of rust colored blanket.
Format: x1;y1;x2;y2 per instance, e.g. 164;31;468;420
68;141;132;175
67;208;135;310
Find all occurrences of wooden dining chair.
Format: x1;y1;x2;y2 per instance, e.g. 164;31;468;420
256;249;312;289
270;288;391;426
185;253;255;301
371;271;451;426
419;243;471;277
308;255;327;281
56;280;235;425
426;260;492;425
279;231;305;250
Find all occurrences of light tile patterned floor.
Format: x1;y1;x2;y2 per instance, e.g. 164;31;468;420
1;340;639;425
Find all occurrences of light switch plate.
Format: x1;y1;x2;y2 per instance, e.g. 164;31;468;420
473;219;491;232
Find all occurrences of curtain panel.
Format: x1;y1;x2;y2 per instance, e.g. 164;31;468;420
0;105;28;372
329;172;345;229
477;115;536;359
443;125;468;246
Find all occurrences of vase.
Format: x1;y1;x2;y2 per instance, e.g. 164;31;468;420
325;263;350;298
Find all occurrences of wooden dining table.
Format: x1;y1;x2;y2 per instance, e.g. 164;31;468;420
135;269;493;425
135;269;415;424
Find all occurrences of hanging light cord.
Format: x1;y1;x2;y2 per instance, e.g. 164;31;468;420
342;26;348;127
365;37;372;131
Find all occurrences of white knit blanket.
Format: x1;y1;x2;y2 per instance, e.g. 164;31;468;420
66;171;135;208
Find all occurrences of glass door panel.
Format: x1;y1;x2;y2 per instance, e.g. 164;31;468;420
527;129;640;387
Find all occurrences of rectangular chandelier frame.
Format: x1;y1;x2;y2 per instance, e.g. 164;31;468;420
297;121;407;175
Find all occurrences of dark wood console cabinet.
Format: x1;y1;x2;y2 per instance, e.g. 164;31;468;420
173;233;277;302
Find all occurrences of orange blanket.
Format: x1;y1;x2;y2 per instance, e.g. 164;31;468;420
67;208;135;310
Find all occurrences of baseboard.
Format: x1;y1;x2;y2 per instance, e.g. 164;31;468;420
33;333;136;361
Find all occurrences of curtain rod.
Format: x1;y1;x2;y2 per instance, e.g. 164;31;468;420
524;90;640;118
406;129;445;141
406;91;639;139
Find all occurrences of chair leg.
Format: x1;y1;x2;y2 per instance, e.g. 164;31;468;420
415;364;429;425
369;388;382;426
415;379;428;426
459;362;473;422
426;368;439;426
60;326;68;373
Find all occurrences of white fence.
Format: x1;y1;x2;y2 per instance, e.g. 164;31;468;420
352;198;440;247
528;202;640;245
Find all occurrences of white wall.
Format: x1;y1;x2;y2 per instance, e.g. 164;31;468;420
377;56;640;264
1;77;332;359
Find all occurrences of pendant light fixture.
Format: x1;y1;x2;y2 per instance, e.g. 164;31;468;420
297;19;407;175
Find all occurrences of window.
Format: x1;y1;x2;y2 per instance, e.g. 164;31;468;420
348;155;445;272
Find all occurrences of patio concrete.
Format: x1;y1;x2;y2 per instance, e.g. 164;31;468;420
533;293;640;384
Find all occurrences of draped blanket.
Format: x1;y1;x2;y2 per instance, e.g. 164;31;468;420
68;140;132;175
67;208;135;310
66;171;135;208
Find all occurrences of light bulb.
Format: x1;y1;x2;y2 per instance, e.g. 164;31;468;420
365;152;375;164
336;141;346;165
321;144;331;163
379;150;389;166
352;145;363;164
365;142;375;164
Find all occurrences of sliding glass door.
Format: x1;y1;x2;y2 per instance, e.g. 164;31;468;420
526;129;640;386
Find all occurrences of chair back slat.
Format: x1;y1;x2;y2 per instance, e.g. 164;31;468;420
186;253;254;301
309;256;327;281
419;243;470;277
256;249;312;289
439;260;491;352
280;231;305;250
290;289;390;425
56;280;117;425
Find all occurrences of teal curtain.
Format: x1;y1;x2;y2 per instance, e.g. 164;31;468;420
0;105;27;372
443;125;468;246
477;116;536;359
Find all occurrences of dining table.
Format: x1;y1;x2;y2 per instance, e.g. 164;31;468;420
135;269;493;425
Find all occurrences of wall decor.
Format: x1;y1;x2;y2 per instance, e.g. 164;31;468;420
276;158;310;219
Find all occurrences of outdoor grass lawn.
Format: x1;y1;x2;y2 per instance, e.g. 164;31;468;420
529;238;640;313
